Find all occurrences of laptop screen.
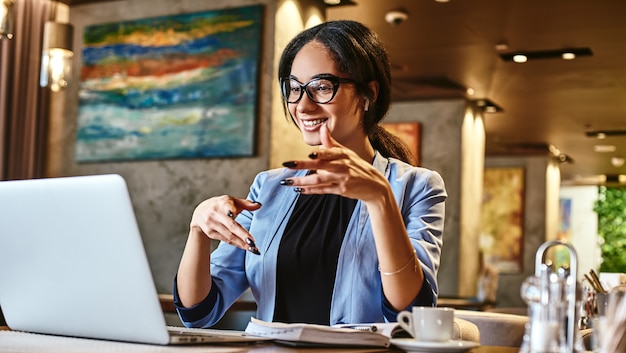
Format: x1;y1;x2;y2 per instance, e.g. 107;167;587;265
0;174;171;344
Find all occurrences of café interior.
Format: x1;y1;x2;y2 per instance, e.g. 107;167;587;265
1;0;625;351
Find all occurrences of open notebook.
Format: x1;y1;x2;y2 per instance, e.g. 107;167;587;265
0;174;266;345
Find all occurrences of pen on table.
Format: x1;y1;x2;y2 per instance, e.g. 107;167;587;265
342;325;378;332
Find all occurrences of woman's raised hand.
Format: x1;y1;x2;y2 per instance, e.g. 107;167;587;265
281;124;388;203
190;195;261;254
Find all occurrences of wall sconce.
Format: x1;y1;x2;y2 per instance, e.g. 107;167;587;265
0;0;14;40
40;21;74;92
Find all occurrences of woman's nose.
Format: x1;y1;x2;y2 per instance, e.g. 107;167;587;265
295;91;319;112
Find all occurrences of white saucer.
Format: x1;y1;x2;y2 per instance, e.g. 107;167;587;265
390;338;480;353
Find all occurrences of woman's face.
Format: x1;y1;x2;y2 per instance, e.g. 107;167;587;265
287;41;366;147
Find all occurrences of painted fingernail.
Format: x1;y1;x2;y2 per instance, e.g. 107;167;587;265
282;161;297;168
248;247;261;255
246;237;256;247
294;187;303;193
253;200;263;206
280;179;294;185
227;210;234;218
308;152;318;159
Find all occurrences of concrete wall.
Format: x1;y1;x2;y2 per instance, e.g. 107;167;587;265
387;99;466;296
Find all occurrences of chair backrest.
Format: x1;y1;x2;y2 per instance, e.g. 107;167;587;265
454;310;528;347
452;317;481;343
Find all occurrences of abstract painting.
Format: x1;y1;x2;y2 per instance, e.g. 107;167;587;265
480;167;525;273
76;5;263;162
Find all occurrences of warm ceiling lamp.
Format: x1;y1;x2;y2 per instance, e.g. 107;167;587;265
322;0;357;6
0;0;14;40
40;20;74;92
473;98;503;113
500;47;592;63
512;55;527;63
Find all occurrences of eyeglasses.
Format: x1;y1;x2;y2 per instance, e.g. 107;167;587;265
280;75;356;104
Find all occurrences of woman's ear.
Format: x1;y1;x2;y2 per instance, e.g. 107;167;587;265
366;80;380;106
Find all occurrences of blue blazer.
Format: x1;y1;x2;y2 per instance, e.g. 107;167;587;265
175;151;447;327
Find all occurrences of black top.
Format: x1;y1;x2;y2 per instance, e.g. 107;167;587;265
273;193;358;324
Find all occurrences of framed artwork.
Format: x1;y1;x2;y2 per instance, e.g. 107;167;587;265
381;122;421;165
480;167;525;273
75;5;263;162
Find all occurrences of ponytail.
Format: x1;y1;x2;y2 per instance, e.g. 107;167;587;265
369;124;418;166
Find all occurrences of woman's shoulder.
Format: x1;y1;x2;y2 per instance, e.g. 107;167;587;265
384;156;444;183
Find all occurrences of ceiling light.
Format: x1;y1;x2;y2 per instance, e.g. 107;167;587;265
0;0;14;40
495;42;509;51
473;99;503;113
586;129;626;138
322;0;357;6
556;153;573;163
512;55;527;63
385;10;409;26
466;88;474;96
500;47;593;62
594;145;616;153
611;157;625;168
435;0;450;2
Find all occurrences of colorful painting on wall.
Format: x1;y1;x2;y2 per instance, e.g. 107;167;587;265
75;5;263;162
480;167;525;273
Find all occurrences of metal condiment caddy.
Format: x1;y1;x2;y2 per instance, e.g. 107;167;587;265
519;240;584;353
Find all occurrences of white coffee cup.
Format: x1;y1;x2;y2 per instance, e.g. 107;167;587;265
397;306;454;342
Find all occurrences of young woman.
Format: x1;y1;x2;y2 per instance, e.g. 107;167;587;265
174;20;447;327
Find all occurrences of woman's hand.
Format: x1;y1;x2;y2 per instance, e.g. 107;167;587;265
281;124;388;203
177;195;261;307
190;195;262;254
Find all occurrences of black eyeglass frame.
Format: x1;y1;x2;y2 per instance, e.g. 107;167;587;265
279;75;357;104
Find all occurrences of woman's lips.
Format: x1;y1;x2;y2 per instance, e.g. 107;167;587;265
300;118;327;131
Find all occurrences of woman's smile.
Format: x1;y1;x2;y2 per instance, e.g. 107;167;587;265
300;118;328;131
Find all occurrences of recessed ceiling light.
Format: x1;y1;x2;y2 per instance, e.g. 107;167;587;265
495;42;509;51
473;98;503;113
594;145;617;153
500;47;592;62
561;52;576;60
323;0;342;4
585;129;626;138
512;55;527;63
611;157;625;168
466;88;474;95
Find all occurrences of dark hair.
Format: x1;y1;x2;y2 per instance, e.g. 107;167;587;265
278;20;417;166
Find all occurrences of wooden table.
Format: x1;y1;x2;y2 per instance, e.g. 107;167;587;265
0;326;518;353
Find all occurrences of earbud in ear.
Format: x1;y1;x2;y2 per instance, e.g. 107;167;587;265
364;98;370;112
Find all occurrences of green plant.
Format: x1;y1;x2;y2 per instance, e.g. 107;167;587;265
593;186;626;272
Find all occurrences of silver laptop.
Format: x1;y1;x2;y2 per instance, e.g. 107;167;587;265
0;174;265;345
